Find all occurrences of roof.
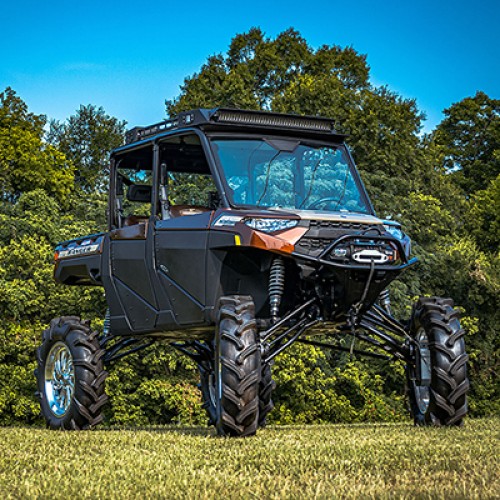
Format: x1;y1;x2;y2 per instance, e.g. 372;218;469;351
113;108;346;157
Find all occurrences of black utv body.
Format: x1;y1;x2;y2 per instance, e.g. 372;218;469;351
36;108;469;435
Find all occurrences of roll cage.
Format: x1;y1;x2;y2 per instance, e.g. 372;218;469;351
108;108;375;230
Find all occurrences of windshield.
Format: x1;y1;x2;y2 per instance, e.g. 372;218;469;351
210;138;371;214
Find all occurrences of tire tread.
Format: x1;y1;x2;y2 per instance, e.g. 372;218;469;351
35;317;108;430
408;296;469;426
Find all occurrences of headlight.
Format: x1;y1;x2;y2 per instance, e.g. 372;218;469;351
244;218;298;233
383;224;404;240
213;215;243;227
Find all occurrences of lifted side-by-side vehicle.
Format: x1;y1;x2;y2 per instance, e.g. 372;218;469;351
35;108;469;435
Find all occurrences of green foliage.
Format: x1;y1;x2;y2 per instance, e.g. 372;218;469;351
270;344;405;424
0;88;73;204
167;30;428;215
168;173;216;206
401;193;457;245
468;173;500;253
48;104;126;192
434;91;500;194
0;323;40;424
105;346;205;426
0;190;107;426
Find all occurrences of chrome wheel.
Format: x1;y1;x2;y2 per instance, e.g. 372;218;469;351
44;342;75;417
414;328;431;414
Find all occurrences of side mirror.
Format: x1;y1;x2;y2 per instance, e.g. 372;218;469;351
127;184;152;202
159;163;170;220
116;174;124;196
208;191;221;209
160;163;168;186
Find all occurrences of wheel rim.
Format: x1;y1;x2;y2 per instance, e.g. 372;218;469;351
209;372;216;408
414;328;431;414
44;342;75;417
208;370;222;410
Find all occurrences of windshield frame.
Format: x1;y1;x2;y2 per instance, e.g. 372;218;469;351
207;133;375;216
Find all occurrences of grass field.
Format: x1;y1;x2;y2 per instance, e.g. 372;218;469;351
0;419;498;499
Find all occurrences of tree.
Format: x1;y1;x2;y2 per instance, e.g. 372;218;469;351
468;174;500;253
166;28;429;215
167;28;371;115
48;104;126;192
434;91;500;195
0;88;73;204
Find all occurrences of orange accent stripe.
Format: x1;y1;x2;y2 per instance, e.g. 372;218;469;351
247;226;308;254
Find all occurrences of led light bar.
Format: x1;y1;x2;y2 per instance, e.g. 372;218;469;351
213;109;335;132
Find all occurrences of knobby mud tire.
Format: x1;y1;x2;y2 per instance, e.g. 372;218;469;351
407;297;469;426
35;316;108;430
216;296;261;437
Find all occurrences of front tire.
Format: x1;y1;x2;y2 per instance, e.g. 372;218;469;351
35;316;108;430
407;297;469;426
199;344;275;430
215;296;261;437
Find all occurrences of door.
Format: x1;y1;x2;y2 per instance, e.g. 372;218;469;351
154;211;213;327
152;133;219;328
109;166;158;333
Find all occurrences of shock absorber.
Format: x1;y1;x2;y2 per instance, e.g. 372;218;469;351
269;257;285;323
379;289;392;315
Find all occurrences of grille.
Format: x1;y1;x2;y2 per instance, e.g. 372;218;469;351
308;221;380;231
296;221;383;256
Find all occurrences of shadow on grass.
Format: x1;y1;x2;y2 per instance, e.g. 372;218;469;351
99;425;216;437
5;419;493;440
98;421;414;437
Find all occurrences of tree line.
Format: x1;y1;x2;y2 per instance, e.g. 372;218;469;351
0;28;498;425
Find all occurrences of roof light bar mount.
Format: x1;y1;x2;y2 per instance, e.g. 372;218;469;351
125;108;340;144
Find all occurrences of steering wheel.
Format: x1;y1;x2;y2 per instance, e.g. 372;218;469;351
306;197;342;211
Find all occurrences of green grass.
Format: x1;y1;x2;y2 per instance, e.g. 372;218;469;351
0;419;499;499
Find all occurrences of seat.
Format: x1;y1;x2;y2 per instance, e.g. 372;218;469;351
123;215;149;226
169;205;211;218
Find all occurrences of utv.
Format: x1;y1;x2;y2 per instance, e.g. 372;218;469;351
35;108;469;435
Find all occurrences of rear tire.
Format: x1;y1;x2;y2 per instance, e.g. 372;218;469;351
215;295;261;437
407;297;469;426
35;316;108;430
258;362;276;428
199;363;217;426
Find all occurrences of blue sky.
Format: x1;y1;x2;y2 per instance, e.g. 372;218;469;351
1;0;498;132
